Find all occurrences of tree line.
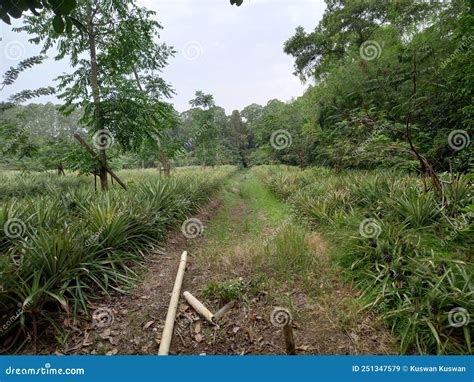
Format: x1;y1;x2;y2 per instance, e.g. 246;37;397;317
1;0;472;180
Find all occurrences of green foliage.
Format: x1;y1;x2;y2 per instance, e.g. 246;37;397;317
1;56;56;104
392;189;439;228
274;0;473;173
203;279;245;303
0;166;237;350
14;0;176;164
258;165;473;355
284;0;440;80
0;0;78;29
0;103;84;172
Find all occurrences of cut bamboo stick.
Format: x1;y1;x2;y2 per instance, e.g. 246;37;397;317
183;291;216;324
158;251;188;355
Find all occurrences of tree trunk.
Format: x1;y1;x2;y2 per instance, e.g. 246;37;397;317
88;4;108;191
405;113;442;194
57;163;65;176
407;52;442;194
298;152;304;170
159;151;171;177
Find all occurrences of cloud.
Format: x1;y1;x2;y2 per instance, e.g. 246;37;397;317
1;0;325;113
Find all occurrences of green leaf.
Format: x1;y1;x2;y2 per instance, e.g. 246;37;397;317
50;0;77;15
52;14;65;34
69;16;85;33
65;17;73;33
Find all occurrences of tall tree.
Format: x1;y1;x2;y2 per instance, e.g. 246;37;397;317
17;0;174;189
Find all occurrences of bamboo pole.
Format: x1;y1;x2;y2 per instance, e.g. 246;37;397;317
183;291;216;324
158;251;188;355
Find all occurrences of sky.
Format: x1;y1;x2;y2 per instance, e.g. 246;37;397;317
0;0;326;114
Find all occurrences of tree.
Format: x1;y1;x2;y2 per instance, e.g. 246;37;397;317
283;0;440;80
229;110;251;167
0;103;84;172
189;91;215;110
17;0;175;189
248;99;314;169
186;91;223;166
280;0;471;176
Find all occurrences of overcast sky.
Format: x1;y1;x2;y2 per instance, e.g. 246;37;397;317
0;0;325;114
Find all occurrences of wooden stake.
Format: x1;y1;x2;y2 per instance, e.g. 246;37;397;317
283;325;296;355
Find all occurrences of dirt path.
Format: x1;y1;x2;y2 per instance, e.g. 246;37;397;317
56;171;395;355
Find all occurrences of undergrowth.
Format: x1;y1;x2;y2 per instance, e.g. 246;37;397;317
255;165;473;355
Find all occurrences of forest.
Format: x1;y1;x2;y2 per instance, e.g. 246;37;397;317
0;0;472;357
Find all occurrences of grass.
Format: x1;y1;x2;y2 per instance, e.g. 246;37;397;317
196;169;372;344
0;166;237;352
256;165;473;355
203;279;246;303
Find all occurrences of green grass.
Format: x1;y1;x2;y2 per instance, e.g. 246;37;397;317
203;279;245;303
196;169;343;327
202;171;290;244
239;172;291;226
